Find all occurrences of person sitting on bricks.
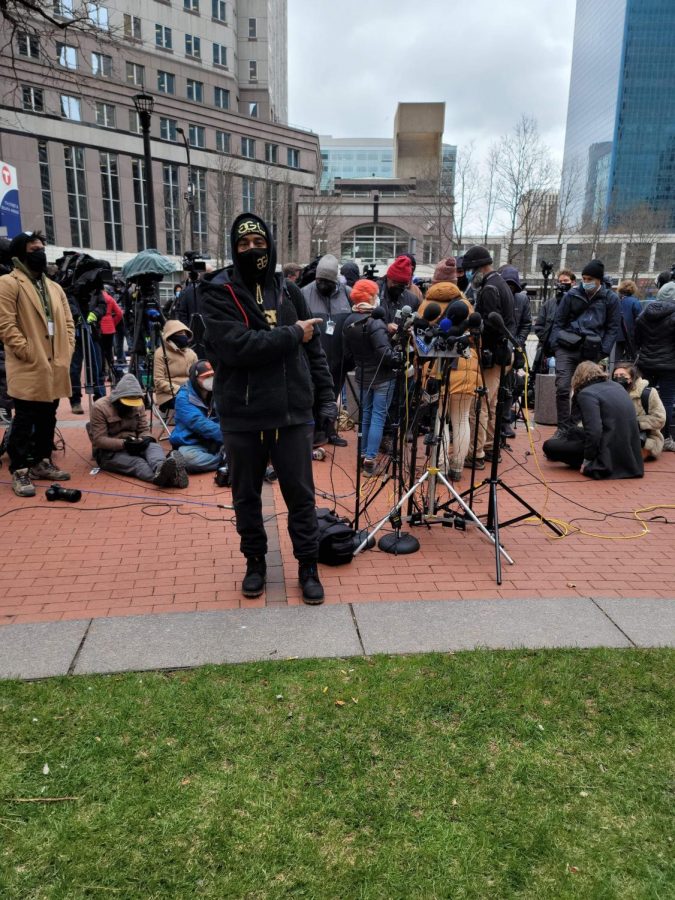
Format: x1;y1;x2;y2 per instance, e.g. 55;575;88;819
169;360;224;473
89;373;188;487
201;212;336;604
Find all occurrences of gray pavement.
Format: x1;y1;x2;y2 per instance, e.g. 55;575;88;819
0;597;673;681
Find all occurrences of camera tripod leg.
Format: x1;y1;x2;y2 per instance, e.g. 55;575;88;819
353;472;428;556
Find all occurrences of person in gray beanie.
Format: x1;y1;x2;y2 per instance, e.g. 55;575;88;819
302;253;351;446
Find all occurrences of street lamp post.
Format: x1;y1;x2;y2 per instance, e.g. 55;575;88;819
132;92;157;250
176;126;197;252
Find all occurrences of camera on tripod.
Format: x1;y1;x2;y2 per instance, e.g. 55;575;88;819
362;263;379;282
182;251;209;276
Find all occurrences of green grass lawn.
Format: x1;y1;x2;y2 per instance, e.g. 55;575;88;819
1;649;673;899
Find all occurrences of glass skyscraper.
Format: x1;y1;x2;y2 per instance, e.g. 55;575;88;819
562;0;675;228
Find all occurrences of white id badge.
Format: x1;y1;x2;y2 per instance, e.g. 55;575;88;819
325;320;335;336
48;321;55;337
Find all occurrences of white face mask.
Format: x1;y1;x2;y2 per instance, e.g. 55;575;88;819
201;377;214;392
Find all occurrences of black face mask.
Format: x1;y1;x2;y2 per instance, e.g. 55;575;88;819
171;335;190;349
25;250;47;274
237;248;269;284
614;376;631;390
315;280;334;297
388;285;405;301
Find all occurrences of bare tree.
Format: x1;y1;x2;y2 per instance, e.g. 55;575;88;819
209;152;239;268
298;185;342;260
452;141;479;250
479;143;500;246
556;157;584;244
492;116;555;269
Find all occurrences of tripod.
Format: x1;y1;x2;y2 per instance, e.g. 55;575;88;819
128;286;172;438
79;314;105;417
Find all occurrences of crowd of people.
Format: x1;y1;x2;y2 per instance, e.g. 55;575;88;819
0;223;674;605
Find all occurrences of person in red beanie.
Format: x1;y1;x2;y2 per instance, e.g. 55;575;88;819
378;255;419;331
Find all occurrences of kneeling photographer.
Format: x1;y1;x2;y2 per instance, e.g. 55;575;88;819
89;374;188;487
343;279;399;475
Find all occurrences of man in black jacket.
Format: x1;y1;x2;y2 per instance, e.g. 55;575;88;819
499;265;532;437
462;246;515;467
550;259;621;434
201;214;336;604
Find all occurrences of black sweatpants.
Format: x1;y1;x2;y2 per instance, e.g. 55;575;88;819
222;424;319;561
7;398;59;472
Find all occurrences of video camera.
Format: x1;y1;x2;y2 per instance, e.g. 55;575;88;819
182;250;209;276
362;263;379;282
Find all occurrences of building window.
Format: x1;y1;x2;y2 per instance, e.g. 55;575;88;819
86;3;109;30
157;70;175;94
184;0;199;9
287;148;299;169
214;86;229;109
60;94;81;120
241;137;255;159
422;235;440;265
242;177;255;213
155;24;172;49
186;79;203;102
248;17;257;38
193;168;208;253
249;60;257;81
17;31;39;59
215;130;230;153
132;158;149;250
185;34;201;58
212;43;227;66
163;163;181;255
95;102;116;128
129;110;142;134
160;117;177;141
265;143;278;164
38;142;55;244
265;181;278;242
188;124;205;148
248;102;259;118
56;43;77;69
340;224;410;265
124;14;142;39
212;0;226;21
22;86;44;113
91;51;112;76
100;152;122;251
53;0;73;17
64;145;90;247
126;62;145;86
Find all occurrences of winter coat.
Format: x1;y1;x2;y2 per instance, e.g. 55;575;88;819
89;375;151;453
170;381;222;450
342;310;397;389
417;293;480;396
174;281;202;328
618;294;642;354
0;266;75;401
634;283;675;371
627;377;666;458
201;213;334;433
153;320;198;407
100;291;123;336
474;271;516;355
513;290;533;346
301;281;352;376
576;379;644;479
551;284;621;357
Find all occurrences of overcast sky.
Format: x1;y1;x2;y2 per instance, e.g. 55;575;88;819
288;0;578;165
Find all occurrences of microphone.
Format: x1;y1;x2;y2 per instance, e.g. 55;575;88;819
395;304;413;322
487;311;520;348
346;305;386;328
466;311;483;332
443;299;470;325
422;302;442;322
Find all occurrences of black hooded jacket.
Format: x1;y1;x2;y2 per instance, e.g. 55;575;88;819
634;289;675;371
200;213;334;432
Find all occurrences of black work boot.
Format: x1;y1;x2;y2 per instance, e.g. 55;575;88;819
298;561;324;605
242;557;266;598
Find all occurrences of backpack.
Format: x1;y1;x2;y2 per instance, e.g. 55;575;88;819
316;507;356;566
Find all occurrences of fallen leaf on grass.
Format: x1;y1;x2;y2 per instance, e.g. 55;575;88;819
322;687;328;694
180;777;191;786
351;698;358;704
42;764;49;776
567;865;580;874
579;791;589;797
335;700;346;707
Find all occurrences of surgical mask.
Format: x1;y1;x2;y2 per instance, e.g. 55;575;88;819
237;248;269;283
464;269;474;282
315;279;335;297
171;334;190;349
25;249;47;274
200;376;214;392
582;280;598;294
614;376;631;390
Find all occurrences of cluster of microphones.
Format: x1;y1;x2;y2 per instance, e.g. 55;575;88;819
392;300;483;358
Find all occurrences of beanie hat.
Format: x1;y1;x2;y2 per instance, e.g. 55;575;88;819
387;255;413;284
432;258;457;284
316;254;339;283
582;259;605;280
234;217;266;243
426;282;462;305
499;265;522;290
462;245;493;269
657;281;675;303
350;279;379;304
8;230;45;262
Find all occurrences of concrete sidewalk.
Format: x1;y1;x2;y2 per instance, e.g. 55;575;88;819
1;596;673;680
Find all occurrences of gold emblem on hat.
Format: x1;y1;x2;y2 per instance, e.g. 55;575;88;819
237;219;266;237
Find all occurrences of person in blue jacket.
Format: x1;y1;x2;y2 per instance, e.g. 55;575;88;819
170;360;223;473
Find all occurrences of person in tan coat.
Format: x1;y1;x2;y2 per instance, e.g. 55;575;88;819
153;319;197;411
0;231;75;497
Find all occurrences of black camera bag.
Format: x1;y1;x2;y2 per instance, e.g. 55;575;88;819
316;507;355;566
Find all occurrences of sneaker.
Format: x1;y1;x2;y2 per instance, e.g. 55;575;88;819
298;561;324;605
29;458;71;481
242;556;266;598
551;427;567;440
501;424;516;438
11;468;36;498
71;402;84;415
264;465;278;483
464;455;486;470
663;436;675;452
484;450;502;463
169;450;189;488
152;454;177;487
327;433;348;447
362;458;376;476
